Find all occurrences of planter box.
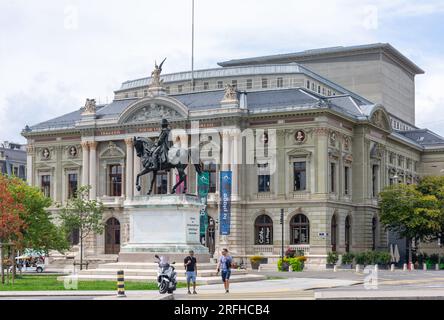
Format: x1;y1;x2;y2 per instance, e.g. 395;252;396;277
250;261;260;270
341;264;353;269
326;264;335;269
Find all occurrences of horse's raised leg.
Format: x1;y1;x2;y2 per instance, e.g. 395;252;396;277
171;167;185;194
148;171;157;195
136;167;150;192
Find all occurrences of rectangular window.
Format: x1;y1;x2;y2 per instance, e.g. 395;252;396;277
203;82;209;90
344;166;350;195
206;163;217;193
277;77;283;88
246;79;253;89
262;78;268;88
293;162;306;191
330;163;336;193
109;164;122;197
178;85;183;93
257;164;270;193
217;81;223;89
41;175;51;198
134;91;138;97
144;90;148;97
124;93;129;98
13;166;18;176
231;80;237;88
68;173;78;199
156;172;168;194
165;87;170;94
311;83;315;90
372;165;379;197
318;85;321;93
306;80;310;89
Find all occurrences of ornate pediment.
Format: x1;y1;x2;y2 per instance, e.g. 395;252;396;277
126;104;182;124
370;108;391;132
99;142;125;158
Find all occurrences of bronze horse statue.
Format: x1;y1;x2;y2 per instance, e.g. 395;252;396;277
133;136;202;195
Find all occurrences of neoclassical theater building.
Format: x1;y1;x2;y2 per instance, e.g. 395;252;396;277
22;43;444;266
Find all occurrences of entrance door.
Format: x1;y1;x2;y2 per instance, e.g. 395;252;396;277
105;218;121;254
206;217;216;255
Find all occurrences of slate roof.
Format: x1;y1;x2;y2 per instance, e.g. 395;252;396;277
27;87;375;133
398;129;444;146
217;43;425;74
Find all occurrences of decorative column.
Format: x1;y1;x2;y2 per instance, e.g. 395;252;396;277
221;130;231;171
133;149;141;196
231;130;240;199
314;128;329;194
81;141;90;187
89;141;98;200
125;138;134;200
26;144;35;186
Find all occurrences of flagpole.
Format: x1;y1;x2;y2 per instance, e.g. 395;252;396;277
191;0;195;91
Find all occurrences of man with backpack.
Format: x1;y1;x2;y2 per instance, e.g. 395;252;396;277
216;248;232;293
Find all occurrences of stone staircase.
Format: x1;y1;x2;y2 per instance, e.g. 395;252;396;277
59;261;266;285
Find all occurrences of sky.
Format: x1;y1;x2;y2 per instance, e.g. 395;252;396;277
1;0;444;143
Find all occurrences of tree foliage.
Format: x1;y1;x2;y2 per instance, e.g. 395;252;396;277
59;186;105;241
7;176;69;253
379;183;441;242
0;175;26;243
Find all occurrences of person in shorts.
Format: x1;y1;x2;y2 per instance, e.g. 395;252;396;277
184;250;197;294
216;248;232;293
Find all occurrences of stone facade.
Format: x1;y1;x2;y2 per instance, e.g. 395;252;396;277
22;44;444;267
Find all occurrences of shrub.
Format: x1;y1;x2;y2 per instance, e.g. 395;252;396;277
341;252;355;265
354;252;373;265
278;257;303;272
428;254;440;264
296;256;307;263
285;248;296;258
327;252;339;265
376;251;391;265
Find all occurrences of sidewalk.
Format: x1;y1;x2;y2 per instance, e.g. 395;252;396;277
315;288;444;300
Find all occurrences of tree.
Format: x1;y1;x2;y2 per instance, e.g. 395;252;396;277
7;176;69;254
0;175;26;284
417;176;444;243
379;183;442;265
59;186;105;270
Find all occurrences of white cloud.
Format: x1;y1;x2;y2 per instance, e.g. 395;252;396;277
0;0;443;142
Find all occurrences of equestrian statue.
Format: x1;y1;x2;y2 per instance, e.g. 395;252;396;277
134;118;202;195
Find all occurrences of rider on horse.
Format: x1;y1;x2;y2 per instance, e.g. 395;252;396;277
151;118;171;171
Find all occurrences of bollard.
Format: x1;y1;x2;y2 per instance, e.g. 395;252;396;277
333;265;338;272
436;264;440;271
403;263;407;271
390;264;395;272
355;264;360;273
374;264;378;272
117;270;126;297
411;263;415;271
423;263;427;271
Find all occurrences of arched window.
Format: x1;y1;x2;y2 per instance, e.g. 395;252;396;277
290;214;309;244
345;216;351;253
372;216;377;250
331;215;337;252
255;214;273;245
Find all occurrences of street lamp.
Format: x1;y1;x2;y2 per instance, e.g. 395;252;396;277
280;209;284;262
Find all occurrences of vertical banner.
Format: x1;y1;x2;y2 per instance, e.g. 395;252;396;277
219;171;232;235
197;172;210;244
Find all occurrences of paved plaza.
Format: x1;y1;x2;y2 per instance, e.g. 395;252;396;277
3;270;444;300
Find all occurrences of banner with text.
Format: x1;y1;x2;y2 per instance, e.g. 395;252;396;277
219;171;232;235
198;172;210;243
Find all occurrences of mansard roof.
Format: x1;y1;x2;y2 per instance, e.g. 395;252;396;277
25;86;380;135
398;129;444;147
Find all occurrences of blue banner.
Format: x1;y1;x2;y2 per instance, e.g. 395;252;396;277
198;172;210;240
219;171;232;235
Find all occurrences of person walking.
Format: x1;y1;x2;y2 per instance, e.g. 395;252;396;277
184;250;197;294
216;248;232;293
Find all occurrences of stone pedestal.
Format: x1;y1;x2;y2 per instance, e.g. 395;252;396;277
119;194;210;263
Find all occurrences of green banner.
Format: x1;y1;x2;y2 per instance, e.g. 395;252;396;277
198;172;210;240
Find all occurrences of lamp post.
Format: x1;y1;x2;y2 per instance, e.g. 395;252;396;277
280;209;284;262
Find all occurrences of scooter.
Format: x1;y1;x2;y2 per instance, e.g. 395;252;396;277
154;254;177;294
